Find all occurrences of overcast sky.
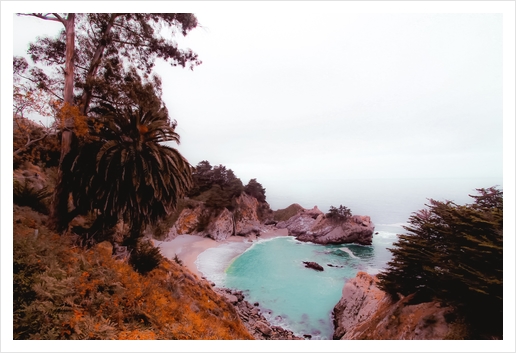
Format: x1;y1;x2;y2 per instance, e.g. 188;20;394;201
161;10;504;185
6;2;508;191
5;2;514;189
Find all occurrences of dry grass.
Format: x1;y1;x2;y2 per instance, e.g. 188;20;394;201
273;203;304;222
13;206;253;340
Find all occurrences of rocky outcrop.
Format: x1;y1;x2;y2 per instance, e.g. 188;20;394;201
332;272;455;340
234;193;263;237
214;287;303;340
206;208;234;241
173;204;205;235
276;206;374;245
168;193;271;242
303;261;324;271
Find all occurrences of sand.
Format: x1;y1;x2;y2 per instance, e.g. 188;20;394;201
155;228;289;279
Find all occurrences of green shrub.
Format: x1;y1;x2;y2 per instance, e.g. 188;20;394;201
244;178;266;203
326;205;352;223
129;240;164;275
173;254;183;266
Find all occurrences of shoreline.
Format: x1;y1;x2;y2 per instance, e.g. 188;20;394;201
155;228;289;279
155;228;303;340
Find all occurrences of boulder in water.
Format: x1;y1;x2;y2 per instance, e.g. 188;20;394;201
303;261;324;271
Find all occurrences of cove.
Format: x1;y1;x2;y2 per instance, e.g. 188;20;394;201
197;231;397;339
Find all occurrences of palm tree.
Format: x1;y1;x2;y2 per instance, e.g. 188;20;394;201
70;96;193;249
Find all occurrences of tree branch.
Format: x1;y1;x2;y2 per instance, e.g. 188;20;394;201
19;13;64;24
13;118;57;156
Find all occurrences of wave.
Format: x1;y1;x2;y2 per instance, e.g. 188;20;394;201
195;242;252;285
376;222;408;228
373;231;399;239
340;247;359;259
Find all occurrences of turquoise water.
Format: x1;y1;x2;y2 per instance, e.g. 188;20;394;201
197;229;398;339
195;177;503;339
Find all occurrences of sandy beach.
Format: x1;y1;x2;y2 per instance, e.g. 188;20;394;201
155;228;289;279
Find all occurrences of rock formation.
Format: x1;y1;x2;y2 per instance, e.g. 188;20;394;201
302;261;324;271
168;193;272;242
276;206;374;245
173;204;205;235
234;193;263;236
206;208;234;241
332;272;455;340
214;287;303;340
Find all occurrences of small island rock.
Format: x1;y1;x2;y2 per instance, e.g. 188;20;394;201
303;261;324;271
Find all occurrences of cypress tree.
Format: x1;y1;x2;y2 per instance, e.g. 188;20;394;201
377;187;503;338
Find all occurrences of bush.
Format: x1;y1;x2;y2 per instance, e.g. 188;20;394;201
129;240;164;275
244;178;266;202
326;205;352;223
377;187;503;339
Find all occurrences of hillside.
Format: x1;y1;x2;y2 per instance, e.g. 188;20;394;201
13;205;253;340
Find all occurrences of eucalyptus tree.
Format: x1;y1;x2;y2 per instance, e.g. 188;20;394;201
18;13;201;231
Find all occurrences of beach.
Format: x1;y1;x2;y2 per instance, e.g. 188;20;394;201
155;228;289;279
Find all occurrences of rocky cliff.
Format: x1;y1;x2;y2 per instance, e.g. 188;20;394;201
332;272;456;340
276;206;374;245
170;201;374;246
168;193;273;241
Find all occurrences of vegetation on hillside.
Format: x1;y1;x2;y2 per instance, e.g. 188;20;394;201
16;13;201;235
13;117;60;169
11;13;255;340
13;206;253;340
377;187;503;339
326;205;352;223
273;204;304;222
244;179;266;203
188;160;268;212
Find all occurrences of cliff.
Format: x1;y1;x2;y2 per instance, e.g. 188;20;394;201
169;201;375;247
332;272;457;340
167;193;274;241
276;205;374;245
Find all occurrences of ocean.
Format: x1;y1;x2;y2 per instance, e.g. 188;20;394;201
196;177;502;339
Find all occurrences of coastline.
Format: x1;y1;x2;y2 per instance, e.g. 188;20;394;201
155;228;303;340
155;228;289;279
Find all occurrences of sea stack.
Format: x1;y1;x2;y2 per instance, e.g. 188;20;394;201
276;206;374;245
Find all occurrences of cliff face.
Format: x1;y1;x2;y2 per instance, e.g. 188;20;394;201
276;206;374;245
171;201;374;246
169;193;271;241
333;272;455;340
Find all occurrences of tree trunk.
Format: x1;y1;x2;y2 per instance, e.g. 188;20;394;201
50;13;76;232
79;13;119;116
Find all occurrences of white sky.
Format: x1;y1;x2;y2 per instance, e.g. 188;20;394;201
6;3;508;186
162;10;505;185
2;1;515;352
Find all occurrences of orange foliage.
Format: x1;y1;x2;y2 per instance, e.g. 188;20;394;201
14;206;254;340
54;101;89;137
